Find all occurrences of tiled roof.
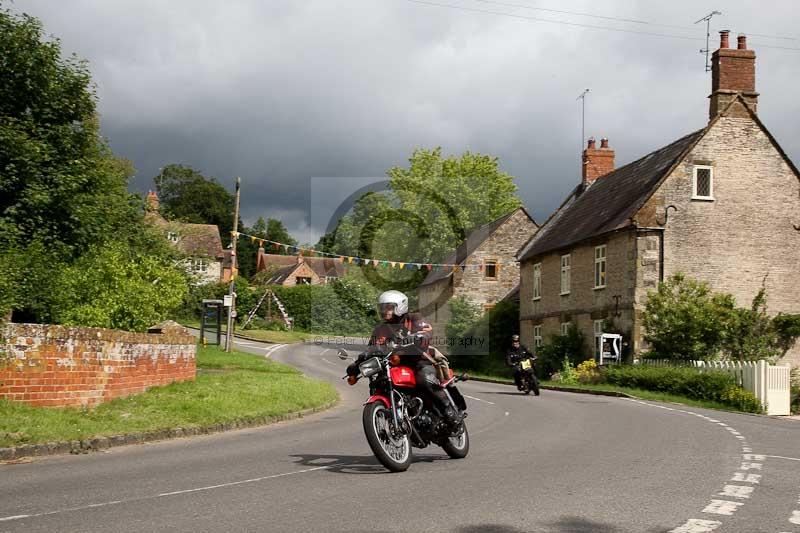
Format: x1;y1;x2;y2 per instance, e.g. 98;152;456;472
518;129;706;261
257;253;346;279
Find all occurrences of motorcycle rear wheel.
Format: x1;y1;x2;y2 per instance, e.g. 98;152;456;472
362;402;412;472
441;422;470;459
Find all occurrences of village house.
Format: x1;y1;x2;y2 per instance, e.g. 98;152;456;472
419;207;538;335
517;32;800;368
145;191;233;284
255;248;346;286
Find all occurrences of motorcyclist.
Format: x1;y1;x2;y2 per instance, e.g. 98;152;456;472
346;290;462;429
506;334;535;390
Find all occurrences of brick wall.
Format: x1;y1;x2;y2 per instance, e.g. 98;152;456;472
0;323;196;408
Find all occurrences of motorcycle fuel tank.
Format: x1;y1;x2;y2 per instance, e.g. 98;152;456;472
389;366;416;387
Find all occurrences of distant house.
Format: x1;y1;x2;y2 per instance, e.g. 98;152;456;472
255;249;346;285
418;207;538;334
145;191;232;284
517;32;800;368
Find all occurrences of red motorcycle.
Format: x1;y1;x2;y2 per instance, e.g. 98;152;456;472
339;344;469;472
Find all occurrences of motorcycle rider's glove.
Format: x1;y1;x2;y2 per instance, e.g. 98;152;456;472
346;375;358;386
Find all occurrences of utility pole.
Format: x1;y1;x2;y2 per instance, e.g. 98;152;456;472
225;177;241;352
695;11;722;72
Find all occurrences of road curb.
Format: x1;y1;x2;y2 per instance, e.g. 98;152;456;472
466;375;635;398
0;398;340;463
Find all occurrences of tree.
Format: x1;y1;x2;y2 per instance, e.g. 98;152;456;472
236;217;298;280
0;7;173;323
318;148;522;266
643;274;735;361
155;164;236;239
53;242;188;332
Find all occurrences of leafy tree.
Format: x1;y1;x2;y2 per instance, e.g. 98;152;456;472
53;242;188;332
317;148;521;268
0;7;171;323
445;296;482;343
642;273;735;361
237;217;298;280
155;164;236;239
537;324;587;378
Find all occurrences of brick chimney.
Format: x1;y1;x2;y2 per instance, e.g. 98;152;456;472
146;190;159;212
582;137;615;184
709;31;758;119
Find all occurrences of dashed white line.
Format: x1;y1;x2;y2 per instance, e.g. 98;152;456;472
0;463;346;523
669;518;722;532
464;394;495;405
765;455;800;462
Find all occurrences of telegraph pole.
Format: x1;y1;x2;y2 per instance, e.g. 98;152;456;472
225;177;241;352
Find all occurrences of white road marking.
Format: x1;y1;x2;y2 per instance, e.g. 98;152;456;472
263;344;287;357
718;485;754;499
464;394;495;405
236;341;259;346
791;510;800;525
669;519;722;533
765;455;800;462
731;473;761;484
0;463;347;523
321;358;336;366
320;349;330;355
740;462;762;470
742;454;765;461
0;515;30;522
702;500;743;515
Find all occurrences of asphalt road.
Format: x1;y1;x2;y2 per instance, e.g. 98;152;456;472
1;338;799;533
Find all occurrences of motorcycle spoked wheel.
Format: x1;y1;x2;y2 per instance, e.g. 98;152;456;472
441;422;470;459
362;402;412;472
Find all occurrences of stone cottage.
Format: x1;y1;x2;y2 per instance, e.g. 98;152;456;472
145;191;230;284
517;32;800;368
419;207;538;335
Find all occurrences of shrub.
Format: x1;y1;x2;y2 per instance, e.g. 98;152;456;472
575;359;601;384
600;365;762;413
557;357;578;385
444;299;519;376
537;324;586;379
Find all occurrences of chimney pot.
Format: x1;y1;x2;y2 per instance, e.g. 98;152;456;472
587;137;596;149
582;136;614;184
719;30;730;49
737;34;747;50
600;138;609;149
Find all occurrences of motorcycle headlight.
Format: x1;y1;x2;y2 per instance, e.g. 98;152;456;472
358;357;382;378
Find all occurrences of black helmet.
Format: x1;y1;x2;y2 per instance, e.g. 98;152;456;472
511;334;520;342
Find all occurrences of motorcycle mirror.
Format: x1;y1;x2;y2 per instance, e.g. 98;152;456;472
336;349;350;360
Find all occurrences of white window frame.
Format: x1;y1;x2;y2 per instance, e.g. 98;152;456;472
167;231;179;243
692;165;714;200
560;254;571;295
533;325;542;348
560;322;570;336
193;258;208;273
593;319;604;337
532;263;541;301
594;245;606;289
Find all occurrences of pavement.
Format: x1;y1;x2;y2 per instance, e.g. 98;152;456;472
1;338;799;532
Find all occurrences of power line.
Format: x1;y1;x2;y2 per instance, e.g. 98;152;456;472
471;0;800;42
401;0;800;51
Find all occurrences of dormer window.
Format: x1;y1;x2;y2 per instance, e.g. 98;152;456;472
692;165;714;200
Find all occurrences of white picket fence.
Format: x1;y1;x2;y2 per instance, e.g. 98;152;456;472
637;359;791;416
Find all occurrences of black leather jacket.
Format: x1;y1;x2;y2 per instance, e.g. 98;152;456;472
506;345;533;367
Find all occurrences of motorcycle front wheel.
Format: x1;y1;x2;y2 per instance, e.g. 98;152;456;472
362;402;412;472
441;421;469;459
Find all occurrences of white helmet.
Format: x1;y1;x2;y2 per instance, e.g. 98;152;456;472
378;290;408;317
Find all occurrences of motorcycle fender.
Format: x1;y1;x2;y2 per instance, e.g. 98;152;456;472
364;394;391;408
447;385;468;411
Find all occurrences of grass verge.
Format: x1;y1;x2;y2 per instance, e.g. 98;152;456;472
178;319;358;345
458;369;756;413
0;345;338;448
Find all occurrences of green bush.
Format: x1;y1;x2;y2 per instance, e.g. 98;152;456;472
600;365;762;413
444;299;519;376
537;324;587;379
52;242;189;332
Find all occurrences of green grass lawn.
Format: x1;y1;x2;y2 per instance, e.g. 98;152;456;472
457;369;755;413
0;345;338;448
178;319;360;345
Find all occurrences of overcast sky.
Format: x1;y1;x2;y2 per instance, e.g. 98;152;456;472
11;0;800;244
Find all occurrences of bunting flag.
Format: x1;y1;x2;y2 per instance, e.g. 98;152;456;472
232;231;519;271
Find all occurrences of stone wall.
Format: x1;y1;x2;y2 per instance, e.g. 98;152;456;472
519;231;637;354
0;323;196;408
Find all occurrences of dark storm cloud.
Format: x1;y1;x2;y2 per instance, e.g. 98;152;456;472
12;0;800;243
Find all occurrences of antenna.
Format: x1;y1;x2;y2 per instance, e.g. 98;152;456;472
695;11;722;72
576;89;589;170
